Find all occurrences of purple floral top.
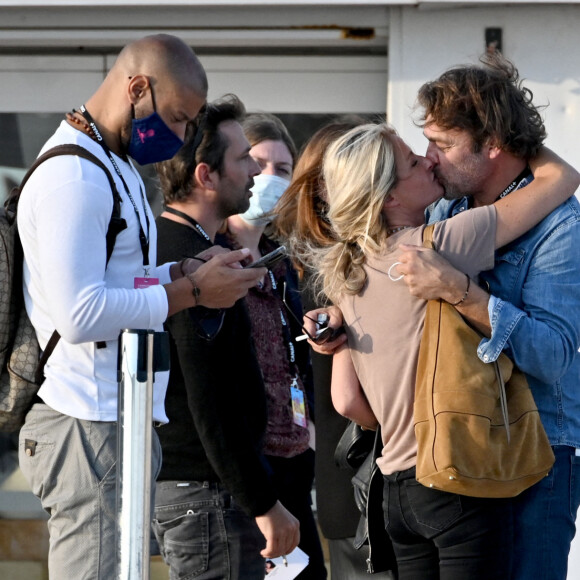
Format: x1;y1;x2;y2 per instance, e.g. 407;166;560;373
245;263;310;458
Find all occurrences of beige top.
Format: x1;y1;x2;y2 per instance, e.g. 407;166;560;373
339;205;496;475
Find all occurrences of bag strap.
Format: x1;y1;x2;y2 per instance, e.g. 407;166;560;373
494;362;511;443
35;331;62;385
8;143;128;384
422;224;436;250
421;223;511;441
7;144;126;265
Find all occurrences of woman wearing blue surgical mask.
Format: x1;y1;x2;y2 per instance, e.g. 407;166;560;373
224;113;327;579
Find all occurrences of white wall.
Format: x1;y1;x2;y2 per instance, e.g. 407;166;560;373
200;56;388;113
388;4;580;169
571;542;580;580
0;54;388;115
0;2;389;115
0;56;105;113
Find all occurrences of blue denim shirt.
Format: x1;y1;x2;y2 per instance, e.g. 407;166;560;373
426;187;580;448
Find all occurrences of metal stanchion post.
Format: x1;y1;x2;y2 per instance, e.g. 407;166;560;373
116;329;155;580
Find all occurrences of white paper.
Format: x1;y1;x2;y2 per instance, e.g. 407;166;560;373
264;547;309;579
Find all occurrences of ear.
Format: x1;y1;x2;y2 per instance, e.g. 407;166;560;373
127;75;150;105
488;145;502;160
482;140;502;161
195;163;218;191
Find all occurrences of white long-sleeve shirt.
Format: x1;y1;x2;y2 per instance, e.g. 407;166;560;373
18;121;171;422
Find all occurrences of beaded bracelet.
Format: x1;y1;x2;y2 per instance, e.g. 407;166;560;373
447;274;470;306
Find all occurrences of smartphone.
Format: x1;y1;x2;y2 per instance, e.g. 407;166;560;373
245;246;287;269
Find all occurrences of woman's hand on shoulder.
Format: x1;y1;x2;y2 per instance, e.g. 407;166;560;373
398;244;466;302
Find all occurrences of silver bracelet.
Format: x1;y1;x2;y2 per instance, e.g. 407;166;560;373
447;274;470;306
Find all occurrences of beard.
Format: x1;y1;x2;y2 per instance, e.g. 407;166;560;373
436;157;483;201
442;180;468;201
119;117;133;157
217;187;251;220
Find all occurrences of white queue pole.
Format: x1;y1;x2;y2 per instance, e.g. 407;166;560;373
116;329;155;580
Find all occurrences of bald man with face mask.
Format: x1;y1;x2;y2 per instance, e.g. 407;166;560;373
17;34;267;579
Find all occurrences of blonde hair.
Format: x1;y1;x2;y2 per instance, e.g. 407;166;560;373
273;120;362;278
314;123;399;303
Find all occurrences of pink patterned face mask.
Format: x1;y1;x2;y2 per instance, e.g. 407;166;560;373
128;83;183;165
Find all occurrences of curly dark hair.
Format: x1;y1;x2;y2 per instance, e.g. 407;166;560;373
416;53;546;158
156;93;246;204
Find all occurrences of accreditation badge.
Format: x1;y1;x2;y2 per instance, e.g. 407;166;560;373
290;381;307;428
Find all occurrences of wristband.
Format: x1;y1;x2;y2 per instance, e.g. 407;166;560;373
447;274;470;306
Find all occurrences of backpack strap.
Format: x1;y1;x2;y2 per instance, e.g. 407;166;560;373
9;143;128;383
35;330;62;385
7;143;127;265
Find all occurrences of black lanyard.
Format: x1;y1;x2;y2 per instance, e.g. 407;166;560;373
164;206;212;242
268;270;298;369
79;105;151;271
497;165;532;200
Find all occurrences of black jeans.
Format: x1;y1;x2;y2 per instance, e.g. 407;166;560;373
327;538;394;580
153;480;266;580
266;449;327;579
383;467;513;580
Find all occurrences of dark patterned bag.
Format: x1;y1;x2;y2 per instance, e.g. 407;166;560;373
0;144;126;432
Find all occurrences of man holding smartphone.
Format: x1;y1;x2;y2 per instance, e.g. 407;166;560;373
154;94;299;579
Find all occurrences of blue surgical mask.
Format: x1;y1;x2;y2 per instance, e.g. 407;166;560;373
128;85;184;165
240;174;290;227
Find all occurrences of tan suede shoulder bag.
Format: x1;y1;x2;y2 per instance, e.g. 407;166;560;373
413;224;555;498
